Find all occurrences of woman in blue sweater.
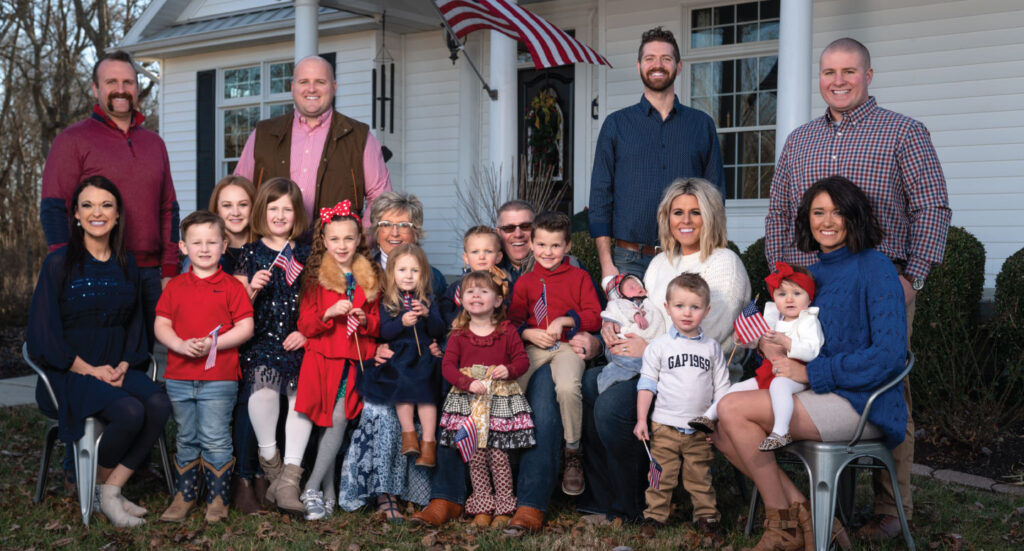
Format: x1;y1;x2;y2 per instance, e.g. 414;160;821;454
715;176;907;551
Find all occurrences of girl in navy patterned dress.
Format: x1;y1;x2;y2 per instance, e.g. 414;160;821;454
233;177;311;514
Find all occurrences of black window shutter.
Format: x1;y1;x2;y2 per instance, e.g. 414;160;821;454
196;69;216;211
320;52;337;110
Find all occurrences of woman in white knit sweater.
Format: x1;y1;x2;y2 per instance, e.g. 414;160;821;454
579;178;751;523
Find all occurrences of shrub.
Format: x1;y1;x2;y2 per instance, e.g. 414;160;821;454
570;230;601;293
740;238;770;308
993;246;1024;345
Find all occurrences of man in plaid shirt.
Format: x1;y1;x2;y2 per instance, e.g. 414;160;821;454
765;37;951;542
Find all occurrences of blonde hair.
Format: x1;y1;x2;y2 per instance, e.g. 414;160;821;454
382;243;433;315
450;270;506;332
249;177;309;241
656;178;727;262
208;175;256;213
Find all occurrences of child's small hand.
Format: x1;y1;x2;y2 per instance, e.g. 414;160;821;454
490;365;510;380
196;336;213;356
523;328;557;349
282;331;307;351
250;269;272;292
468;380;487;395
181;338;206;358
429;340;443;358
401;311;419;327
328;299;353;318
349;308;367;327
761;331;792;352
410;299;427;317
633;420;650;441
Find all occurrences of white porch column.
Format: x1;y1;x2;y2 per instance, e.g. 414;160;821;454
294;0;319;62
775;0;813;162
489;30;517;188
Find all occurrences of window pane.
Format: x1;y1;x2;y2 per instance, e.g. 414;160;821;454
739;57;760;92
721;59;735;94
737;2;758;22
691;0;777;48
760;21;780;41
269;103;293;118
759;166;775;198
691;96;712;117
717;94;736;128
714;5;735;25
758;91;777;125
693;8;713;28
724;166;737;200
741;165;760;199
738;23;759;43
720;132;736;165
224;106;259;158
224;66;260;99
761;0;780;19
737;131;759;165
270;62;294;94
691;62;715;98
739;92;758;127
760;130;776;164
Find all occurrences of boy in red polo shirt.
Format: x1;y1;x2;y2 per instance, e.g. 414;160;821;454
509;211;602;497
156;211;254;523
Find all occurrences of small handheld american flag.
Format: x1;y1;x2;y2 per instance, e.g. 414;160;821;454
453;417;477;462
453;284;462;308
271;244;304;286
533;282;548;327
345;273;359;337
733;299;770;345
403;291;414;311
641;440;662;489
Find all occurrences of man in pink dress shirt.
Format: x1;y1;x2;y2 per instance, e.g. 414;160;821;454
234;55;390;228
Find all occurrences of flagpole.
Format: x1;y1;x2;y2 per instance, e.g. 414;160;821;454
429;0;499;100
353;332;364;373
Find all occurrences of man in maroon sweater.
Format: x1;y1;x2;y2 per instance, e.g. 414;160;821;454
41;50;179;353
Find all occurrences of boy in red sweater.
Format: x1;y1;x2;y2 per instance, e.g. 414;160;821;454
509;211;601;496
155;211;254;523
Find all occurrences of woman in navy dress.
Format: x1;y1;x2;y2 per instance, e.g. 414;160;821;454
27;176;171;527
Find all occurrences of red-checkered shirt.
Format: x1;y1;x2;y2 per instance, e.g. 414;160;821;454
765;97;951;281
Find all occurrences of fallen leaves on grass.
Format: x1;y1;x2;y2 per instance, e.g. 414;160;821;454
928;533;969;550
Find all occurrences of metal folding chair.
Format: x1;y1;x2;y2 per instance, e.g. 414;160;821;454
23;343;174;525
745;351;916;550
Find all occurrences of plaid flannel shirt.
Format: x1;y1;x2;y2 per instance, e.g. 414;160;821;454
765;97;951;281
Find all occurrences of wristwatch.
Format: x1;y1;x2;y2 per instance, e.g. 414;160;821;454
902;273;924;291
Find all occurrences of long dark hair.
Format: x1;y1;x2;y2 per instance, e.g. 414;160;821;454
63;176;130;285
794;175;884;254
301;214;374;298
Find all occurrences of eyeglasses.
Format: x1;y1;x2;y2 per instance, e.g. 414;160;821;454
376;221;416;232
497;222;533;233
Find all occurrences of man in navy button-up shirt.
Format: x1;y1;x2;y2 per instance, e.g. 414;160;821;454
589;27;724;281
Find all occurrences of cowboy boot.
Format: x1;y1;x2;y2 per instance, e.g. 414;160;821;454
203;457;235;523
160;456;203;522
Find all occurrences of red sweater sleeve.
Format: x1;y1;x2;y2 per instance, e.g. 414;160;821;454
442;333;475;391
157;144;180;278
40;132;80;250
298;286;333;338
575;270;603;332
504;329;530;379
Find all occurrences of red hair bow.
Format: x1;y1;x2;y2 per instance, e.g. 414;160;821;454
764;262;815;301
319;200;361;225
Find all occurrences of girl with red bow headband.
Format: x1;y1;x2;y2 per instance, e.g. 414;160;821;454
689;262;824;452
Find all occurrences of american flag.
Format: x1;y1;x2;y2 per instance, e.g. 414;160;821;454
271;244;304;286
733;299;771;345
453;417;477;462
453;284;462;308
435;0;611;70
533;282;548;327
403;292;414;311
345;274;359;337
641;440;662;489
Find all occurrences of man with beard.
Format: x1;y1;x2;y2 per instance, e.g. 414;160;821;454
589;27;724;280
41;50;179;353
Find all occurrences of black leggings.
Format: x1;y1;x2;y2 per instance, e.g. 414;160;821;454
96;392;171;470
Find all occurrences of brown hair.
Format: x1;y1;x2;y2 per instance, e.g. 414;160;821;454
794;175;884;254
180;210;227;240
301;213;374;298
92;50;137;85
638;26;680;62
450;270;507;332
821;37;871;69
248;177;308;241
665;273;711;306
532;211;572;243
208;175;256;212
382;243;433;315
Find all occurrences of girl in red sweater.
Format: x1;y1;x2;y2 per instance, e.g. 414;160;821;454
294;200;380;520
438;271;536;529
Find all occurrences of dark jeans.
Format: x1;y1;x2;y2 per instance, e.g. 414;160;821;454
612;246;655;280
232;383;259;479
580;366;647;521
429;364;563;512
138;267;163;354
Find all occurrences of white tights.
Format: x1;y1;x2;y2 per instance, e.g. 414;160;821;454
248;387;313;466
701;376;807;436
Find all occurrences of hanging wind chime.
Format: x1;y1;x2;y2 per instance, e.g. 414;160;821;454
372;12;395;134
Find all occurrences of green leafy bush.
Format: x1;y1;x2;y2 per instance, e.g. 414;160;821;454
740;238;770;308
993;246;1024;345
570;230;601;293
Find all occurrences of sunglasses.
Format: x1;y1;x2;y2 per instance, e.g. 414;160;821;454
497;222;533;233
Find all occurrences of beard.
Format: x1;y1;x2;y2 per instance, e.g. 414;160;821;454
641;68;677;93
106;92;135;113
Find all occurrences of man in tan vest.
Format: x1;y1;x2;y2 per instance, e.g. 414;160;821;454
234;55;390;227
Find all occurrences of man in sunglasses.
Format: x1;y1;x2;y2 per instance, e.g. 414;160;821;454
494;200;537;287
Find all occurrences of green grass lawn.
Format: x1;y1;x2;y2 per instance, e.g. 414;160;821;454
0;404;1021;550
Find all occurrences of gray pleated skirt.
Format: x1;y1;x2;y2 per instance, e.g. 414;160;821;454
795;390;882;442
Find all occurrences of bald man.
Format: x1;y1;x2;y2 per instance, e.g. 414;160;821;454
235;55;390;226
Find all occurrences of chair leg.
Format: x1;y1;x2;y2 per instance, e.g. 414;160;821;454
809;463;841;551
77;418;104;526
35;422;59;504
158;435;174;495
745;484;760;537
886;461;915;551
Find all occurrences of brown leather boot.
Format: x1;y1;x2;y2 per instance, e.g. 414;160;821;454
269;463;305;515
401;431;420;457
794;500;851;551
253;475;269;506
409;498;464;527
232;475;263;514
561;448;585;496
160;457;202;522
741;506;803;551
257;452;283;506
472;513;492;528
503;505;544;536
203;457;234;523
415;440;437;467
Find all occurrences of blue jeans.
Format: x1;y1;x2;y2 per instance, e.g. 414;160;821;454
165;379;237;469
612;246;655;280
232;383;259;479
580;367;647;521
429;364;563;512
138;267;163;353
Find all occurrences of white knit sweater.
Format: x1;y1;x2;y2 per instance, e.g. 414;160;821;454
643;247;752;351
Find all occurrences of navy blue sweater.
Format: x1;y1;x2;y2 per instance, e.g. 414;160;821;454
807;247;908;449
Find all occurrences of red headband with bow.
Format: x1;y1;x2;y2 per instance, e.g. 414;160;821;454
319;200;361;225
764;262;815;301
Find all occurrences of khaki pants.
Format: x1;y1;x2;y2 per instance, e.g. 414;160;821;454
643;421;719;523
875;293;915;519
522;344;584;445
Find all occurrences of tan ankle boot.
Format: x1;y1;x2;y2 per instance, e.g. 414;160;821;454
257;452;283;506
415;440;437;467
794;500;851;551
742;505;803;551
203;458;235;523
160;457;202;522
401;431;420;456
269;463;305;514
